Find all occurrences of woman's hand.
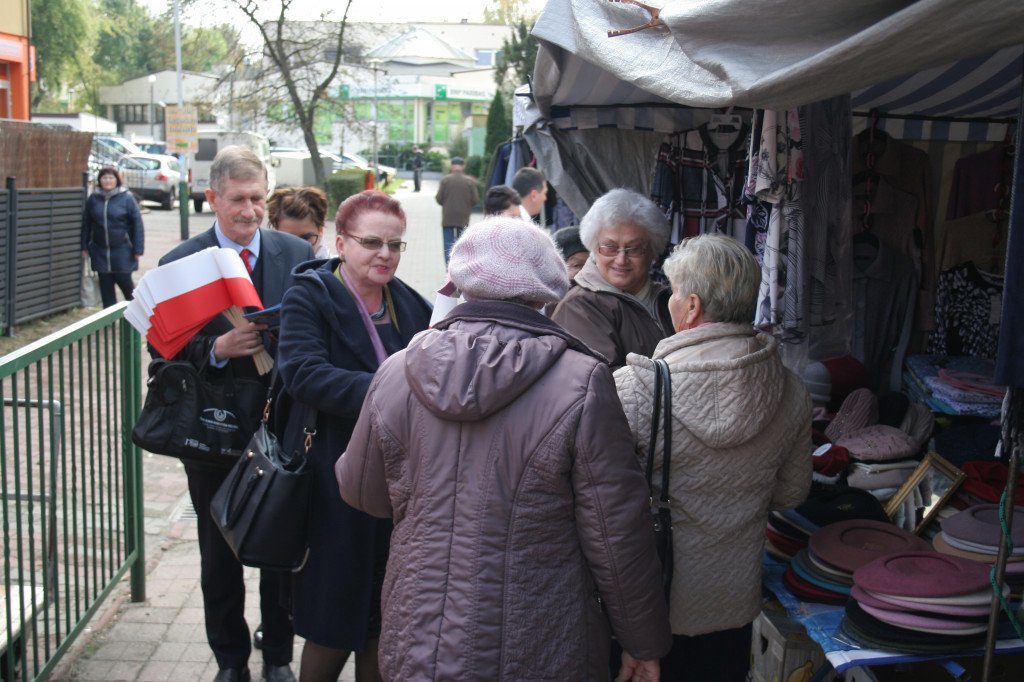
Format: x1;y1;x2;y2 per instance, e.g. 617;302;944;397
615;651;660;682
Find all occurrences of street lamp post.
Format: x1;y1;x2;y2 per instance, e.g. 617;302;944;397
148;74;156;139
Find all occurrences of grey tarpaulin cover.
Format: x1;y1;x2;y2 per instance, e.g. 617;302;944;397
530;0;1024;115
525;0;1024;216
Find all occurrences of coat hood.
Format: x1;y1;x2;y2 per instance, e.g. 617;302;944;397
404;301;599;421
624;322;787;449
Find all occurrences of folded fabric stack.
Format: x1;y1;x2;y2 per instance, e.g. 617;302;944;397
784;519;930;605
846;460;921;502
843;551;1002;653
934;503;1024;595
904;355;1002;418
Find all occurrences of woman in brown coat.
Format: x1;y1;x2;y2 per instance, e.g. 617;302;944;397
552;188;674;368
337;216;671;681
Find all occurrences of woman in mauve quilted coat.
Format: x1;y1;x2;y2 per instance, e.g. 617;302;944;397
337;216;671;682
614;234;812;682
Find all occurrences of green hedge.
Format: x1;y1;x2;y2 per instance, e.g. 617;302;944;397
327;169;369;218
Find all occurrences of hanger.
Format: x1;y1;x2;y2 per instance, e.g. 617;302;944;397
606;0;665;37
708;112;742;133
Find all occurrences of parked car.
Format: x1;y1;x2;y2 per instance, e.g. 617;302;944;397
136;140;169;155
190;131;275;212
338;152;398;183
118;153;182;210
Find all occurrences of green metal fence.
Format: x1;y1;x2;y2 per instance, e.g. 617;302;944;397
0;303;144;681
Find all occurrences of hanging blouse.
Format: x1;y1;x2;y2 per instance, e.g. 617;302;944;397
928;262;1003;360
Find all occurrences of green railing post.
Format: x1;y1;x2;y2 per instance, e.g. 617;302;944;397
120;320;146;602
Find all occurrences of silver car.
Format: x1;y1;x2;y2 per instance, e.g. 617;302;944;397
118;153;182;210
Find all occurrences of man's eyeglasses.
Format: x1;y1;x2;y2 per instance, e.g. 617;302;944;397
343;234;407;252
597;243;647;259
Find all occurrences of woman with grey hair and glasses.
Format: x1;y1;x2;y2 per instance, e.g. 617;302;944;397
614;233;812;682
551;188;673;368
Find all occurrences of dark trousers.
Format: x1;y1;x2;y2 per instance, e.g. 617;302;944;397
185;464;294;670
413;169;422;192
660;623;753;682
442;226;465;265
98;272;135;307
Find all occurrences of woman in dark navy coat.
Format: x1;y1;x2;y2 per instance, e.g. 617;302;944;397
276;190;431;682
81;166;144;307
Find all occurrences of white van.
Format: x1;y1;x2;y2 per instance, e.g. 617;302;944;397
189;131;276;213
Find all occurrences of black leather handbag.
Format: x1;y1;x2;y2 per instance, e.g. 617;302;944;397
646;358;673;602
131;358;265;465
210;395;315;572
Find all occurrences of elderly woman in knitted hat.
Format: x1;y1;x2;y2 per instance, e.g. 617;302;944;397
337;216;671;682
552;188;673;368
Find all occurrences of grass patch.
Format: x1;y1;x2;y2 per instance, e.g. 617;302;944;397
0;306;100;357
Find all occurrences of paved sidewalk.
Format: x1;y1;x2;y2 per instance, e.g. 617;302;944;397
51;176;474;681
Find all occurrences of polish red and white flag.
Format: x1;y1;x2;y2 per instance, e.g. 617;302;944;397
125;247;263;358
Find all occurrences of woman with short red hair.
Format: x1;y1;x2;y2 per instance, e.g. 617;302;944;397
277;190;432;681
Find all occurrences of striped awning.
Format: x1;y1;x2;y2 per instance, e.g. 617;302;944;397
850;46;1022;141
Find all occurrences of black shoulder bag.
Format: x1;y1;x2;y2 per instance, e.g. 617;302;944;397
131;358;265;466
210;379;316;572
646;358;673;602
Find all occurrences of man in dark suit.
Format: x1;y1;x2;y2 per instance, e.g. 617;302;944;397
159;145;313;682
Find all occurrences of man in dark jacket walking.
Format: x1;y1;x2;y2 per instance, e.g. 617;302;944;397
434;156;478;264
157;145;312;682
411;146;423;192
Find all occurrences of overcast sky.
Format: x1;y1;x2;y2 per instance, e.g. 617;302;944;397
146;0;546;27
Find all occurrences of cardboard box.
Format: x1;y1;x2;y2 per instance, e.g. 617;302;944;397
750;602;837;682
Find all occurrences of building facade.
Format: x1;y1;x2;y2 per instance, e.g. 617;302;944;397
0;0;33;120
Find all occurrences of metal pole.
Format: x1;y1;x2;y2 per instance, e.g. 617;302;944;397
148;75;155;140
121;321;146;602
174;0;189;240
982;390;1021;681
5;176;17;337
372;62;378;188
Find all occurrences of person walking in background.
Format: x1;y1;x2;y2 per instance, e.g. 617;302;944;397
512;167;548;224
268;186;330;258
434;156;478;264
158;146;313;682
337;217;671;682
483;184;523;217
81;166;144;307
276;190;432;682
411;146;423;192
614;234;811;682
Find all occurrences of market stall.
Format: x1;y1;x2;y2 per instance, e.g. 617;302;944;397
523;0;1024;678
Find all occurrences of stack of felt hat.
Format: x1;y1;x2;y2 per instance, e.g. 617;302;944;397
843;551;1002;653
766;510;816;561
766;488;890;562
934;503;1024;595
784;519;931;605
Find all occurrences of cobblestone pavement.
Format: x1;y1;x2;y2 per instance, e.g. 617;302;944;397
52;175;473;681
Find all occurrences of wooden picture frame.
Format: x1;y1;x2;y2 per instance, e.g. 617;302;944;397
883;452;967;535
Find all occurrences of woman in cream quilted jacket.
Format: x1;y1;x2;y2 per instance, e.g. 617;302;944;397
614;234;812;682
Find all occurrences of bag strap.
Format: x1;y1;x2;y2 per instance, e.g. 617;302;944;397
655;359;672;505
645;358;664;494
264;365;319;455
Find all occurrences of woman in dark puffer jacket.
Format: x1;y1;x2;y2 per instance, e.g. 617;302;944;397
81;166;144;307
